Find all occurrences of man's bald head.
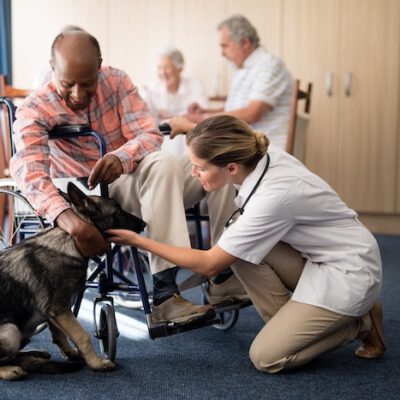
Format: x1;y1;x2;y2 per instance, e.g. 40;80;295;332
50;31;102;68
50;31;102;111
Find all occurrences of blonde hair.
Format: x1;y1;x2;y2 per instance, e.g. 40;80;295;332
187;115;269;168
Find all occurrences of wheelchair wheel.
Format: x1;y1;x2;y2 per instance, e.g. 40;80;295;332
0;188;45;250
213;308;240;331
98;304;118;361
201;285;239;331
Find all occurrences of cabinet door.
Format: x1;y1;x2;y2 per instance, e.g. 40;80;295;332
282;0;341;188
336;0;400;212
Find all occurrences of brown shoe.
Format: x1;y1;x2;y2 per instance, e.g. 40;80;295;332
151;294;214;324
206;274;250;305
355;303;386;359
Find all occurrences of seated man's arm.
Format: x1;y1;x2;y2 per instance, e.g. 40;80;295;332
223;99;272;125
9;104;70;222
106;72;163;175
56;209;109;257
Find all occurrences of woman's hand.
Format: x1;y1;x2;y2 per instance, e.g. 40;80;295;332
166;116;197;139
106;228;140;247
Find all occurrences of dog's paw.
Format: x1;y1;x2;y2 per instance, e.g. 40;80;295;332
91;358;117;372
60;348;84;363
0;365;28;380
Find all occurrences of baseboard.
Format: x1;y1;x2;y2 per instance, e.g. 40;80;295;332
358;213;400;235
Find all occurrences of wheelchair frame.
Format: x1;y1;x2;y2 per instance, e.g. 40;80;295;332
0;96;249;362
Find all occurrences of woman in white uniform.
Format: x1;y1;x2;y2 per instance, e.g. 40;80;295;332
107;115;386;373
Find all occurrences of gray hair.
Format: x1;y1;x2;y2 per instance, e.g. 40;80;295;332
217;15;260;47
155;47;185;70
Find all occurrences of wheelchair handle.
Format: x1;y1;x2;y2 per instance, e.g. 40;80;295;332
158;123;171;135
49;124;107;157
0;96;17;154
49;125;108;197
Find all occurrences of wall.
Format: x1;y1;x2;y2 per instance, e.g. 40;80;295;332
11;0;400;234
11;0;283;95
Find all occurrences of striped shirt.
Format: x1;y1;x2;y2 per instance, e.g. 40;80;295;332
225;47;293;150
9;66;162;222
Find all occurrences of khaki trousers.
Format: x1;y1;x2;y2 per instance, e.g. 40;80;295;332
231;242;371;373
110;152;236;273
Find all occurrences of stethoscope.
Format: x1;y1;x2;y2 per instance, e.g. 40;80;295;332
225;153;270;228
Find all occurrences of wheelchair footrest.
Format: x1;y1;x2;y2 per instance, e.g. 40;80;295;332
148;308;218;339
213;299;252;314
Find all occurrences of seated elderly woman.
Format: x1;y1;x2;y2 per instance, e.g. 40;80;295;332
141;47;209;157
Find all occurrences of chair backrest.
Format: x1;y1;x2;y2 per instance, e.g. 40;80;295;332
0;79;30;231
0;76;31;176
285;79;312;156
0;75;31;98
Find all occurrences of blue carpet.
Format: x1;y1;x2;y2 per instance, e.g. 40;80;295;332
1;234;399;400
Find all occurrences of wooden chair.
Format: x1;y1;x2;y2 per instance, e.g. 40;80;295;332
0;76;31;231
0;75;31;175
0;75;31;98
286;79;312;156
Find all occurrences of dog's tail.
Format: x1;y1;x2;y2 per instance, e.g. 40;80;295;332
12;351;84;374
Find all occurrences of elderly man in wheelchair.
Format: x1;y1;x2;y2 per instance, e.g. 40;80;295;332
9;30;245;326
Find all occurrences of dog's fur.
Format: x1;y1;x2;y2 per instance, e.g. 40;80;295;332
0;182;146;380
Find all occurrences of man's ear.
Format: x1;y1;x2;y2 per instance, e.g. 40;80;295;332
241;36;252;51
98;57;103;69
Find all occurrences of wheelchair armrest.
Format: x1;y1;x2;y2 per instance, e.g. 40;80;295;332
49;125;107;157
48;125;109;197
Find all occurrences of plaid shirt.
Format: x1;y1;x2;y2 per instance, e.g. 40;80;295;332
9;66;162;222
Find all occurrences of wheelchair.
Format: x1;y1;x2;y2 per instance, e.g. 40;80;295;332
0;96;250;362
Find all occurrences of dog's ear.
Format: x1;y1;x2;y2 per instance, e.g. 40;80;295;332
59;189;70;202
67;182;95;210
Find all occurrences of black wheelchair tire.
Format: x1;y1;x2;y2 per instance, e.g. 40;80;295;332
98;304;118;361
213;308;240;331
201;286;240;331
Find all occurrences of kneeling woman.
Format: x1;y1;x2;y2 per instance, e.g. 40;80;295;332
107;115;385;373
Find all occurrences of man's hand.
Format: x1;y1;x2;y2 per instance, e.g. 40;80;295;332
167;116;197;139
56;209;109;258
88;154;123;190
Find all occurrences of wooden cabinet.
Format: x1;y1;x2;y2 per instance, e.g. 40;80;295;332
282;0;400;216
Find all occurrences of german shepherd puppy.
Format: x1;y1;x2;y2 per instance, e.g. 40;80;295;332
0;182;146;380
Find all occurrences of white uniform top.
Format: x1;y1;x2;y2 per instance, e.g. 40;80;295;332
141;77;209;157
225;47;293;150
218;145;382;317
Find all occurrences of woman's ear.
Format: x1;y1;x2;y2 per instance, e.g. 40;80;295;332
227;163;239;175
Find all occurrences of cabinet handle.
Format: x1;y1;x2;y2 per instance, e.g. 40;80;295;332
344;72;352;96
325;72;333;96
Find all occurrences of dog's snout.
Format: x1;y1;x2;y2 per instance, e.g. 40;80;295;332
118;213;146;233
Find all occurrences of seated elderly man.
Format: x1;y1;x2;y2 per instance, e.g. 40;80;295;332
9;30;215;325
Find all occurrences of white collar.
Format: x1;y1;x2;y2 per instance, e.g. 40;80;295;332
234;154;269;207
242;46;264;69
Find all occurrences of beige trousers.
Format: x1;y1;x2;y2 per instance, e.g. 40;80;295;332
231;242;372;373
110;152;236;273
